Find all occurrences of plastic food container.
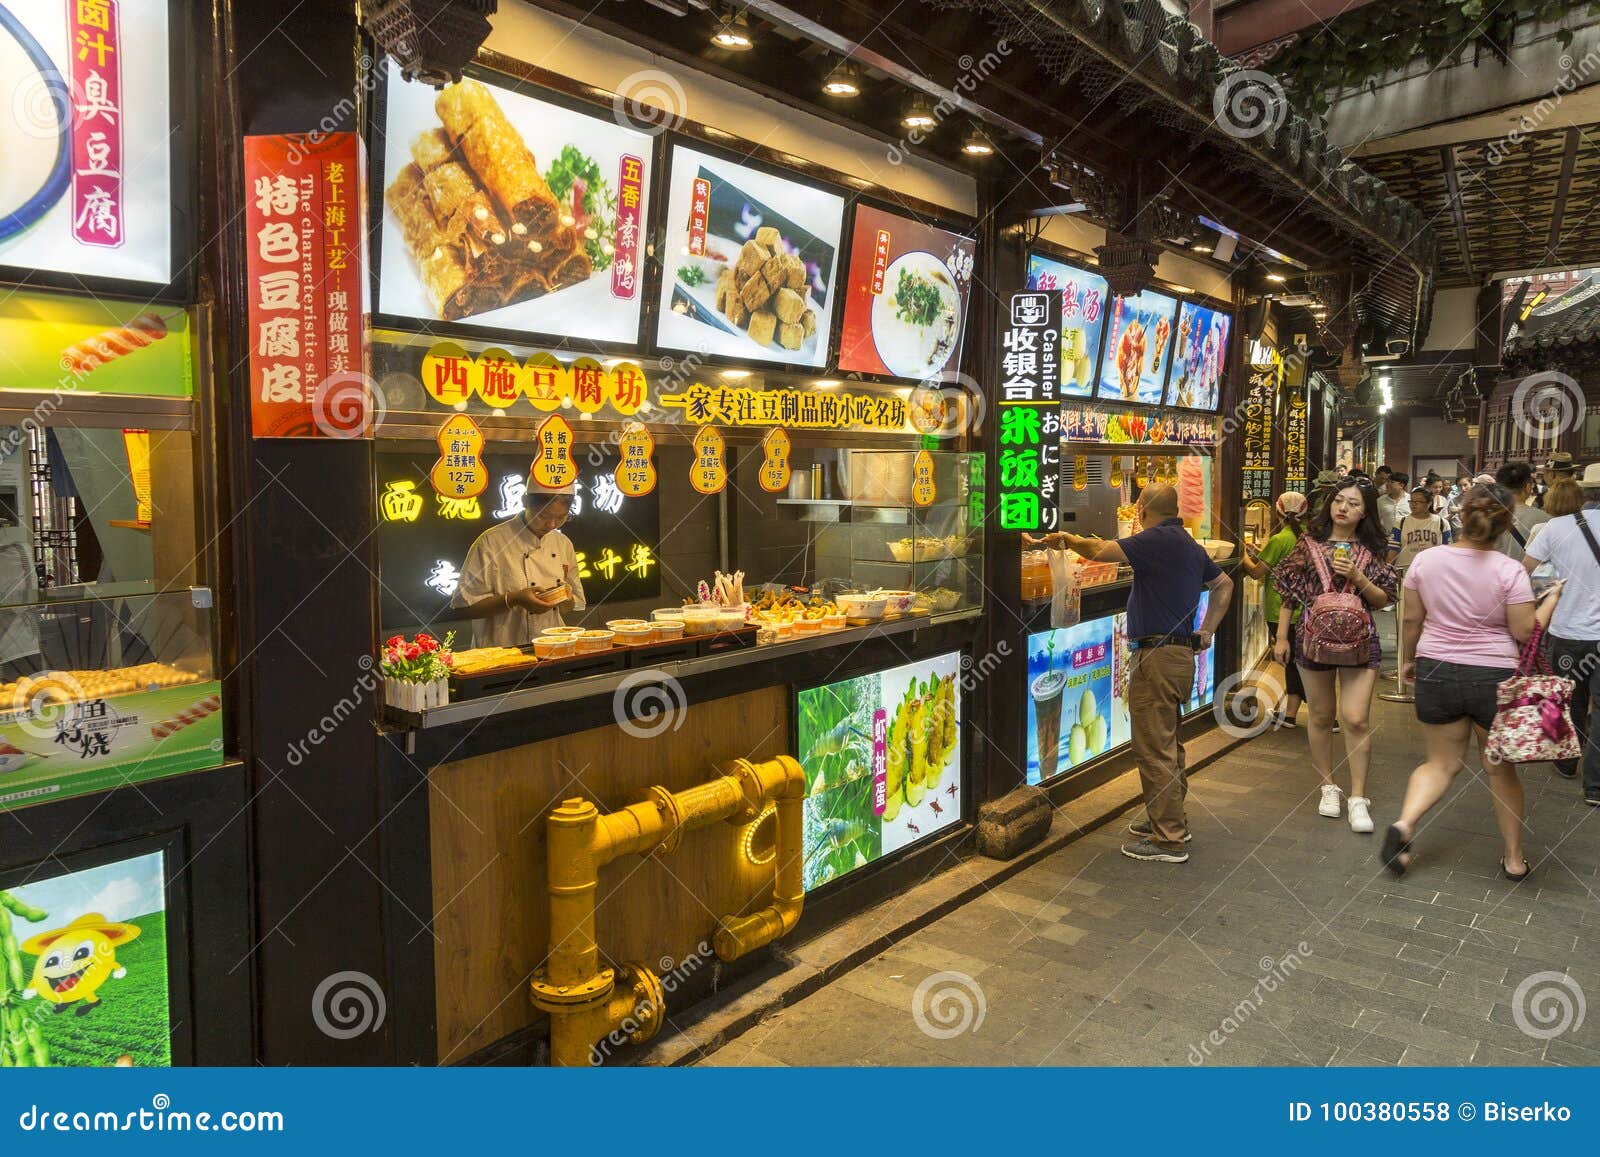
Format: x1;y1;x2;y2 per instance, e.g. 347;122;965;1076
609;622;655;646
533;636;575;659
651;607;687;623
680;607;719;636
794;617;823;634
541;626;585;637
652;620;685;642
574;630;614;654
837;593;888;621
716;610;747;631
822;612;846;630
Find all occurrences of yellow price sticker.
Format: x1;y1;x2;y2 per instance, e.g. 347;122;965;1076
429;413;487;499
759;428;792;494
912;448;936;507
691;425;727;495
531;413;577;491
616;422;657;498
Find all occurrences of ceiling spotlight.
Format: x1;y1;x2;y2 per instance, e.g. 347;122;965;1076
901;93;936;129
822;60;861;97
711;12;754;50
962;125;994;156
1266;272;1286;283
1191;243;1213;253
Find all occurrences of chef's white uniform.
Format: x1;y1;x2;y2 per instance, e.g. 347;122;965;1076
452;514;586;647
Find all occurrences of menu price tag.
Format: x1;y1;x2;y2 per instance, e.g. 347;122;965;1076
912;449;936;507
532;414;577;491
429;414;487;499
997;291;1064;531
616;423;657;498
691;425;727;495
759;428;792;494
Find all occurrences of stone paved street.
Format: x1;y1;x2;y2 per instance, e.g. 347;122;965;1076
699;698;1600;1067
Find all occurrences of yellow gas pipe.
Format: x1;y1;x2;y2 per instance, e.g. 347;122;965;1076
531;754;807;1066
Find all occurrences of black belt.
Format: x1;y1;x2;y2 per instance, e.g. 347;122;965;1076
1131;635;1197;651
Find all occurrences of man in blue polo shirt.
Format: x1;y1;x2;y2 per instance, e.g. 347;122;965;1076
1046;483;1233;862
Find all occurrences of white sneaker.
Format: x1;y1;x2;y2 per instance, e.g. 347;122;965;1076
1318;784;1343;817
1347;796;1374;834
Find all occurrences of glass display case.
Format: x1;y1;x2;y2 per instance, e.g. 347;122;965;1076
784;449;984;614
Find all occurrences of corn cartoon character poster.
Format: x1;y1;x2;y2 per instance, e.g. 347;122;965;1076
0;850;171;1067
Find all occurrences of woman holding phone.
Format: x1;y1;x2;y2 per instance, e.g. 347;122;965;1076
1272;479;1398;833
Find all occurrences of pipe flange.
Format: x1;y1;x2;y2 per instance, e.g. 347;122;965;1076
530;966;616;1011
647;784;687;855
724;758;765;824
614;963;666;1044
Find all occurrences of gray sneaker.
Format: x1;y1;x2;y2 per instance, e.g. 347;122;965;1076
1120;838;1189;863
1127;819;1192;842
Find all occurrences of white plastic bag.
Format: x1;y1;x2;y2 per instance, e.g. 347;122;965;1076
1048;548;1080;628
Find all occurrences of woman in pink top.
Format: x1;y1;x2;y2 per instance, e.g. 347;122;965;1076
1383;485;1560;880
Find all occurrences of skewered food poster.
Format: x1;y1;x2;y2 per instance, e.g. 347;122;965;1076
378;61;651;345
1025;253;1108;397
656;145;843;368
0;849;172;1067
837;204;974;380
797;652;962;891
1164;300;1231;412
1095;289;1179;405
0;0;174;286
0;288;190;397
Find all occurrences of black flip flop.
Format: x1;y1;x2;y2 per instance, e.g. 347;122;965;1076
1501;858;1532;882
1380;824;1411;877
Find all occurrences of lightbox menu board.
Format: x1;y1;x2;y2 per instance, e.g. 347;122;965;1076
1164;300;1232;412
796;652;963;891
1025;253;1109;397
1096;289;1180;405
656;144;844;368
0;1;174;286
1026;597;1217;785
837;204;974;380
376;60;652;345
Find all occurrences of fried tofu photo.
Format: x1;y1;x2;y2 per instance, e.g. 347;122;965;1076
735;239;769;281
739;271;774;313
783;253;807;289
778;321;805;350
754;226;782;250
773;287;806;325
746;309;778;346
800;308;818;337
761;254;789;291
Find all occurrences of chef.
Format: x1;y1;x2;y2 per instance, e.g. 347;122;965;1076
452;469;586;646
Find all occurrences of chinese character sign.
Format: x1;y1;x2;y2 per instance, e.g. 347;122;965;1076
616;423;657;498
244;133;369;437
657;384;907;433
1241;363;1278;500
691;426;727;495
758;428;792;494
1283;386;1308;488
1025;253;1108;397
417;342;647;416
996;291;1064;532
912;449;937;507
429;414;487;499
67;0;123;252
532;414;577;491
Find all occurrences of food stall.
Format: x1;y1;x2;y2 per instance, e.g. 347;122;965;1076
0;0;249;1067
364;47;985;1065
1005;243;1240;790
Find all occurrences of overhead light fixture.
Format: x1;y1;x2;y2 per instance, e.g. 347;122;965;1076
721;369;751;380
1169;285;1193;295
1266;272;1286;284
710;11;754;51
962;124;994;156
814;379;841;388
821;60;861;97
901;93;936;129
1191;243;1213;253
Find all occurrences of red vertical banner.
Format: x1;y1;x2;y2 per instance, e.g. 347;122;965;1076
67;0;125;249
687;177;710;256
243;132;370;438
612;154;644;299
870;229;890;295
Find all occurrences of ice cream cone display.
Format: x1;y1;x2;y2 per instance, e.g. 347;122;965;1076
59;313;170;375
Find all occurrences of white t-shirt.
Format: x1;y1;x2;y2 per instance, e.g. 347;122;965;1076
1525;509;1600;640
452;517;587;647
1390;514;1450;568
1377;493;1405;535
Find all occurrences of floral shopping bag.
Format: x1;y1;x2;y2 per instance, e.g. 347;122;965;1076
1485;626;1581;765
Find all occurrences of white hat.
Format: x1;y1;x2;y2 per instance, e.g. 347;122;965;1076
1579;463;1600;490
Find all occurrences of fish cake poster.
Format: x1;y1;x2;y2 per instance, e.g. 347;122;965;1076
796;652;963;892
0;849;171;1067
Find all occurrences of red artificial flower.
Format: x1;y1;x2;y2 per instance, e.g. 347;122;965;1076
442;653;454;667
417;634;438;653
405;643;421;660
386;635;404;649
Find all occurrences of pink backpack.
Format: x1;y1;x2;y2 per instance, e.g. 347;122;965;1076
1300;542;1373;666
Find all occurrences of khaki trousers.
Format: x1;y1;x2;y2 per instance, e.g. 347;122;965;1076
1128;645;1195;848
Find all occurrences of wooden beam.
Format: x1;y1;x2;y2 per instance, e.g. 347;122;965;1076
1546;126;1580;265
1440;144;1477;283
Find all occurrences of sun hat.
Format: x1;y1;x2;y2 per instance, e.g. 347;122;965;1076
1275;492;1308;516
1579;463;1600;490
